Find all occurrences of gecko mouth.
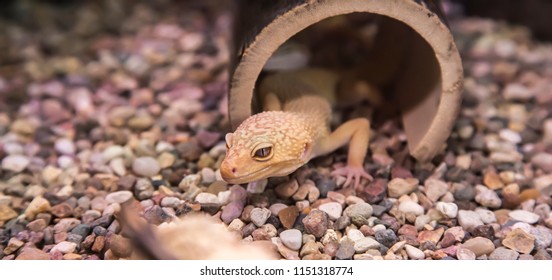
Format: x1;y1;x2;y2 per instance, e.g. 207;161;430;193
221;160;301;184
221;165;273;184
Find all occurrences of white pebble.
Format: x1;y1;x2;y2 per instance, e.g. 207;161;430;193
415;215;431;231
195;192;219;204
57;155;74;169
217;190;231;205
458;210;484;231
161;197;181;208
475;208;497;224
346;229;365;242
405;244;425;260
475;185;502;208
318;202;343;221
499;129;522;144
280;229;302;251
201;168;216;184
55;138;76;155
110;158;127;176
509;210;540;224
372;224;386;232
102;146;124;161
436;202;458;218
105;191;133;204
1;154;30;172
398;200;424;216
51;241;77;254
132;156;161;177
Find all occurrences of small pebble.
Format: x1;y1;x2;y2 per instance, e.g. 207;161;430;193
280;229;302;251
302;210;329;238
474;185;502;208
387;178;419;198
489;247;519;260
353;237;381;253
250;208;271;227
279;206;299;229
54;138;76;155
502;228;535;254
2;155;30;172
105;191;133;204
398;200;424;216
424;179;448;202
435;202;458;218
343;202;373;219
405;244;425;260
51;241;77;254
160;197;181;208
132;157;161;177
456;247;476;260
457;210;484;231
195;192;219;204
318;202;342;221
461;237;495;257
335;238;355;260
508;210;540;224
275;179;299;199
475;208;496;224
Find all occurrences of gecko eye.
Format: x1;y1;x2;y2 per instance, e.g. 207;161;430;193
252;144;273;161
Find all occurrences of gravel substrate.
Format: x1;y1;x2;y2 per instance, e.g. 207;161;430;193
1;1;552;260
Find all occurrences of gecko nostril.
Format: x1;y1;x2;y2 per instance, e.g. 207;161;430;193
231;168;236;174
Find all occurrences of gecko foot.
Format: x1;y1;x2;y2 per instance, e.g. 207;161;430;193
331;165;373;189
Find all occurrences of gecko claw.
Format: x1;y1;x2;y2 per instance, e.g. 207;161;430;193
331;165;373;189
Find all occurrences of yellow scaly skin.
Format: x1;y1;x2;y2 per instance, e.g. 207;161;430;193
221;68;373;189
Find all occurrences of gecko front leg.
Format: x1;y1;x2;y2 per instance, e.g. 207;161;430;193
312;118;373;189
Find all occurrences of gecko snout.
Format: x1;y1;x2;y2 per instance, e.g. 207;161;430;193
220;161;238;180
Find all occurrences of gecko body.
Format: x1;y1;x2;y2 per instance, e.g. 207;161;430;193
221;68;373;188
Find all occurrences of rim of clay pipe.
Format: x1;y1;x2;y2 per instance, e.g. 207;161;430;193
229;0;464;162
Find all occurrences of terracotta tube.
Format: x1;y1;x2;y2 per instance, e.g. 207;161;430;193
229;0;463;162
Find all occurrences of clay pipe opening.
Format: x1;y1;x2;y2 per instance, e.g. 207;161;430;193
228;0;464;162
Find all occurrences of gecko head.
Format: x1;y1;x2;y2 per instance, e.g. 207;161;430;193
220;111;314;184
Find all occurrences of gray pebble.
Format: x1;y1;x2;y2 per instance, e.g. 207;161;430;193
280;229;302;251
475;185;502;208
160;197;181;208
132;156;161;177
458;210;484;231
353;237;381;253
70;224;91;237
509;210;540;224
250;208;271;227
336;238;355;260
475;208;496;224
489;247;519;260
374;229;397;248
343;202;373;219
